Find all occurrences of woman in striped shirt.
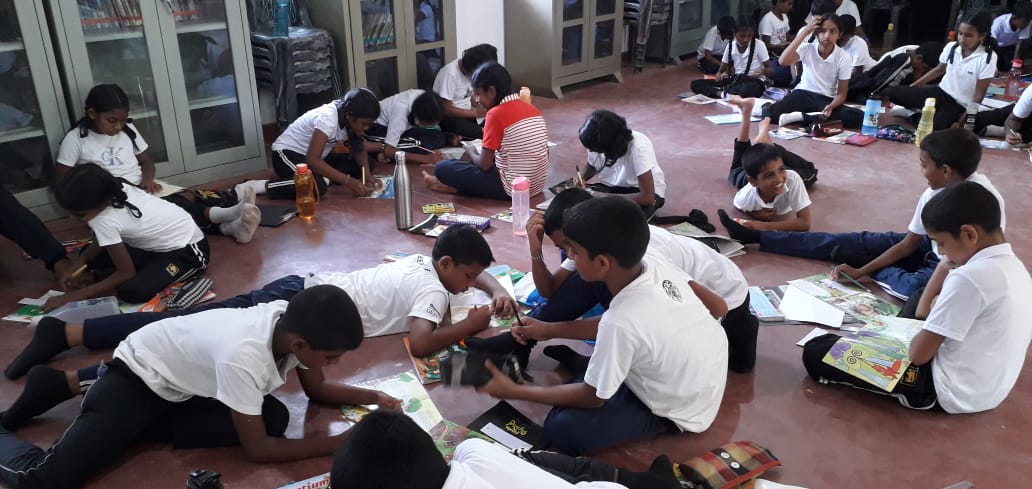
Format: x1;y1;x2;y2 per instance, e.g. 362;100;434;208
425;63;549;200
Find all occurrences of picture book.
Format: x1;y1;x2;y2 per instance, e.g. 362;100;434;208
468;400;546;450
665;222;746;257
787;274;900;323
821;316;925;391
749;286;785;322
448;270;520;328
403;335;467;385
360;176;394;199
341;371;443;432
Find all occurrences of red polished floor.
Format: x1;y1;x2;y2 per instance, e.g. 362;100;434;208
1;61;1030;488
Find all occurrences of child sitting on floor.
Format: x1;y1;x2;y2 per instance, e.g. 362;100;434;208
696;16;737;74
690;16;771;99
990;2;1032;72
475;197;728;455
330;409;683;489
575;110;667;219
759;0;796;86
719;128;1005;303
0;286;402;489
57;84;260;244
433;43;498;141
363;89;447;165
803;182;1032;413
426;63;549;200
837;14;876;75
42;163;209;311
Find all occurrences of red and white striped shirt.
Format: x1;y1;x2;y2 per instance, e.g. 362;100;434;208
483;94;549;196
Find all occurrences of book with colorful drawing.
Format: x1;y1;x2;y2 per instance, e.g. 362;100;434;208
360;176;395;199
787;273;901;323
821;316;925;391
403;336;466;384
341;371;443;431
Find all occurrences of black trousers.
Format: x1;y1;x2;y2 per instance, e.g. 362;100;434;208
802;333;938;410
586;183;665;221
0;187;66;270
0;360;287;489
364;124;447;153
886;85;965;130
516;449;679;489
439;115;482;140
266;149;366;200
727;139;818;190
973;104;1032;142
723;297;759;373
996;44;1017;72
87;239;210;303
161;189;237;234
764;89;864;128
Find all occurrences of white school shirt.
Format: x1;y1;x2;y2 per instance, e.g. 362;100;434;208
584;256;728;432
794;42;853;98
443;439;627;489
1010;81;1032;118
56;124;149;185
907;172;1006;256
733;169;812;216
434;59;473;110
805;0;862;25
841;36;877;71
721;40;770;77
88;183;203;252
697;26;730;58
938;42;998;107
759;11;791;47
923;244;1032;414
991;13;1031;47
272;100;346;158
304;254;449;337
113;301;301;416
375;89;424;147
585;130;667;198
646;225;750;308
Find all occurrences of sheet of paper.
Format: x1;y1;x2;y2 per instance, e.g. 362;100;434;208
151;179;185;198
480;422;533;450
18;290;64;307
705;113;760;125
778;285;844;328
755;480;811;489
796;327;829;346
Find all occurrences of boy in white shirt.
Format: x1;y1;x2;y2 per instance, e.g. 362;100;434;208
837;15;876;75
802;182;1032;413
476;197;728;455
990;3;1032;71
0;286;404;489
433;43;498;140
330;410;683;489
805;0;864;38
696;16;736;74
759;0;796;86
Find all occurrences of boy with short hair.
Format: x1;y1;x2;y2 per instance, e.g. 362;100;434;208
433;43;498;140
759;0;796;86
719;128;1005;302
476;197;729;455
696;16;737;74
331;409;682;489
990;1;1032;72
0;286;400;489
802;182;1032;412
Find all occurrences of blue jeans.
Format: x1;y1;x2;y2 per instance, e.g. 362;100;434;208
759;230;938;299
528;271;612;323
769;56;794;87
544;381;675;455
81;275;305;349
433;160;509;200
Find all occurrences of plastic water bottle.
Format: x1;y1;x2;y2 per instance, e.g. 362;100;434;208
273;0;290;37
883;23;896;51
861;97;881;136
511;176;530;236
964;102;978;131
519;86;532;105
294;164;316;221
914;97;936;147
1006;59;1023;99
394;152;412;229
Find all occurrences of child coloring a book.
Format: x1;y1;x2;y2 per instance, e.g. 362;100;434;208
57;84;260;244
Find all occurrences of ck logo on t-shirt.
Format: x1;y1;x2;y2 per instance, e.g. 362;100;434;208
101;146;130;166
661;280;682;302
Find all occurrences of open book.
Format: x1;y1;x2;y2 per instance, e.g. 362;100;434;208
821;316;925;391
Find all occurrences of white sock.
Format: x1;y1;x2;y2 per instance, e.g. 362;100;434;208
984;125;1005;138
208;186;254;224
219;204;261;244
239;180;267;196
778;112;804;126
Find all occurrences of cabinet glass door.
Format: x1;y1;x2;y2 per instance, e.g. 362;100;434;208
162;0;258;170
587;0;619;70
677;0;704;33
413;0;446;90
0;1;50;195
355;0;402;98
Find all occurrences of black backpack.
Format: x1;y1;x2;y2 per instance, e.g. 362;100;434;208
847;51;911;102
723;39;767;98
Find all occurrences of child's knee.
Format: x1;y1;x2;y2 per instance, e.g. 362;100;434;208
116;284;160;304
801;333;840;381
543;409;590;455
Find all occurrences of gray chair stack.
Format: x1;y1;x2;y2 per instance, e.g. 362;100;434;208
624;0;674;72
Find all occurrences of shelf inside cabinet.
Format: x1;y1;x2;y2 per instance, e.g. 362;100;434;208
188;95;237;110
84;28;145;43
0;127;45;145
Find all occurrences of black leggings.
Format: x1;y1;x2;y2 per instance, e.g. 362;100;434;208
87;239;210;303
162;189;236;234
266;149;366;200
0;360;287;489
885;85;965;130
516;449;680;489
723;297;760;373
439;115;482;140
764;89;864;128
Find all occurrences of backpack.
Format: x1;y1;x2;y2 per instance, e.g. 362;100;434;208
847;51;911;101
723;39;768;98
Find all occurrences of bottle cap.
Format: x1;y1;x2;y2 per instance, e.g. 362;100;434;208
924;98;936;108
512;176;530;191
520;86;530;92
1013;59;1024;69
887;23;894;31
296;163;310;174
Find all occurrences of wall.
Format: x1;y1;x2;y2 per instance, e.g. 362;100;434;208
454;0;505;64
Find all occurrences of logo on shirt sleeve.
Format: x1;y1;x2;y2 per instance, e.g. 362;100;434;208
662;280;682;302
426;304;442;319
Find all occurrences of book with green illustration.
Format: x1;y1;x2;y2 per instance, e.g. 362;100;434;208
788;273;901;322
821;316;925;391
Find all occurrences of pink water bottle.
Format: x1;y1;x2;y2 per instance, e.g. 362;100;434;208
1006;59;1023;99
511;177;530;236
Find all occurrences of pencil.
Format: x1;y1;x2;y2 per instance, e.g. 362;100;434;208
574;165;585;187
833;266;871;292
512;299;524;326
69;264;87;280
361;166;366;186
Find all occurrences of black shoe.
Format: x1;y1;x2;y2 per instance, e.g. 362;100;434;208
717;209;760;244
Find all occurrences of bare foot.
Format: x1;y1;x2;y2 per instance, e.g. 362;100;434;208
422;171;458;194
756;117;774;144
727;95;756;115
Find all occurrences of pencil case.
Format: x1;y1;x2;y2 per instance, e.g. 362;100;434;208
437;213;491;231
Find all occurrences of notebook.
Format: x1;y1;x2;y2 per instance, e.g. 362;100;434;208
257;204;297;227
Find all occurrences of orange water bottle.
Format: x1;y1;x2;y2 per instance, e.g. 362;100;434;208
294;164;317;221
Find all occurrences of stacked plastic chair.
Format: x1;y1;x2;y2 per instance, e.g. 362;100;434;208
624;0;674;72
246;0;343;126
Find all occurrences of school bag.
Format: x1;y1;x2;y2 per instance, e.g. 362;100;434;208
847;51;911;102
722;39;767;98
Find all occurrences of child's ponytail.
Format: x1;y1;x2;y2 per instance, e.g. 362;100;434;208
56;163;141;218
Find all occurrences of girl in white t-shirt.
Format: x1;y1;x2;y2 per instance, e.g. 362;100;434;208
57;84;260;244
690;18;772;99
886;10;998;130
762;15;864;128
43;163;209;310
575;110;667;218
